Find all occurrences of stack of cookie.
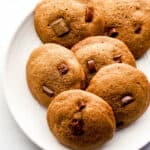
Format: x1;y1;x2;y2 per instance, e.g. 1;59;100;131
26;0;150;149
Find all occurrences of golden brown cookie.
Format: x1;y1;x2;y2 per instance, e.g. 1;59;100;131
102;0;150;59
73;36;136;84
87;64;150;129
34;0;104;48
47;90;116;150
26;44;85;107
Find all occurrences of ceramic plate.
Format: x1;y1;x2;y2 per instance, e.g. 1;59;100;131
3;12;150;150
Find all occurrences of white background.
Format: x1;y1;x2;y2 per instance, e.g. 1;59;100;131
0;0;40;149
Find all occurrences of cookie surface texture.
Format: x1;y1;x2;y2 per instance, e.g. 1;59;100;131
34;0;104;48
73;36;136;84
87;64;150;128
102;0;150;58
47;90;115;150
26;44;85;107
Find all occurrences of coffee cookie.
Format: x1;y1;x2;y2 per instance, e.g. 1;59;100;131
73;36;136;84
102;0;150;59
26;44;85;107
47;90;115;150
34;0;104;48
87;64;150;128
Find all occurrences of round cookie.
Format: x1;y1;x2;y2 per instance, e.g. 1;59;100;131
26;44;85;107
34;0;104;48
87;64;150;128
102;0;150;59
73;36;136;84
47;90;116;150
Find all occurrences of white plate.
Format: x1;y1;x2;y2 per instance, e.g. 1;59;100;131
3;12;150;150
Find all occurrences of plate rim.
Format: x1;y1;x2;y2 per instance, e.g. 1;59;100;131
2;11;45;150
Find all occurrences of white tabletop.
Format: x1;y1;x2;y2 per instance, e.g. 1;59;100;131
0;0;41;149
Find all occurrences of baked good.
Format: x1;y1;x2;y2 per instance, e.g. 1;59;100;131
73;36;136;84
102;0;150;59
87;64;150;128
47;90;115;150
26;43;85;107
34;0;104;48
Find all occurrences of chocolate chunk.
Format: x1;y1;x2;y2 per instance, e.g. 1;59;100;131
121;96;134;107
134;24;142;34
85;7;94;22
113;54;122;63
107;28;118;37
87;60;96;73
78;101;86;111
57;63;69;75
70;119;84;136
42;86;54;97
51;18;70;37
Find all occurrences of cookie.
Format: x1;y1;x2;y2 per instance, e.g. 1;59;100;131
87;64;150;128
102;0;150;59
34;0;104;48
73;36;136;84
47;90;115;150
26;44;85;107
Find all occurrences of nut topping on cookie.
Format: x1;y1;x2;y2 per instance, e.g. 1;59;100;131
121;95;134;107
42;86;54;97
51;18;70;36
85;7;94;22
113;54;122;63
87;60;96;73
57;63;69;75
